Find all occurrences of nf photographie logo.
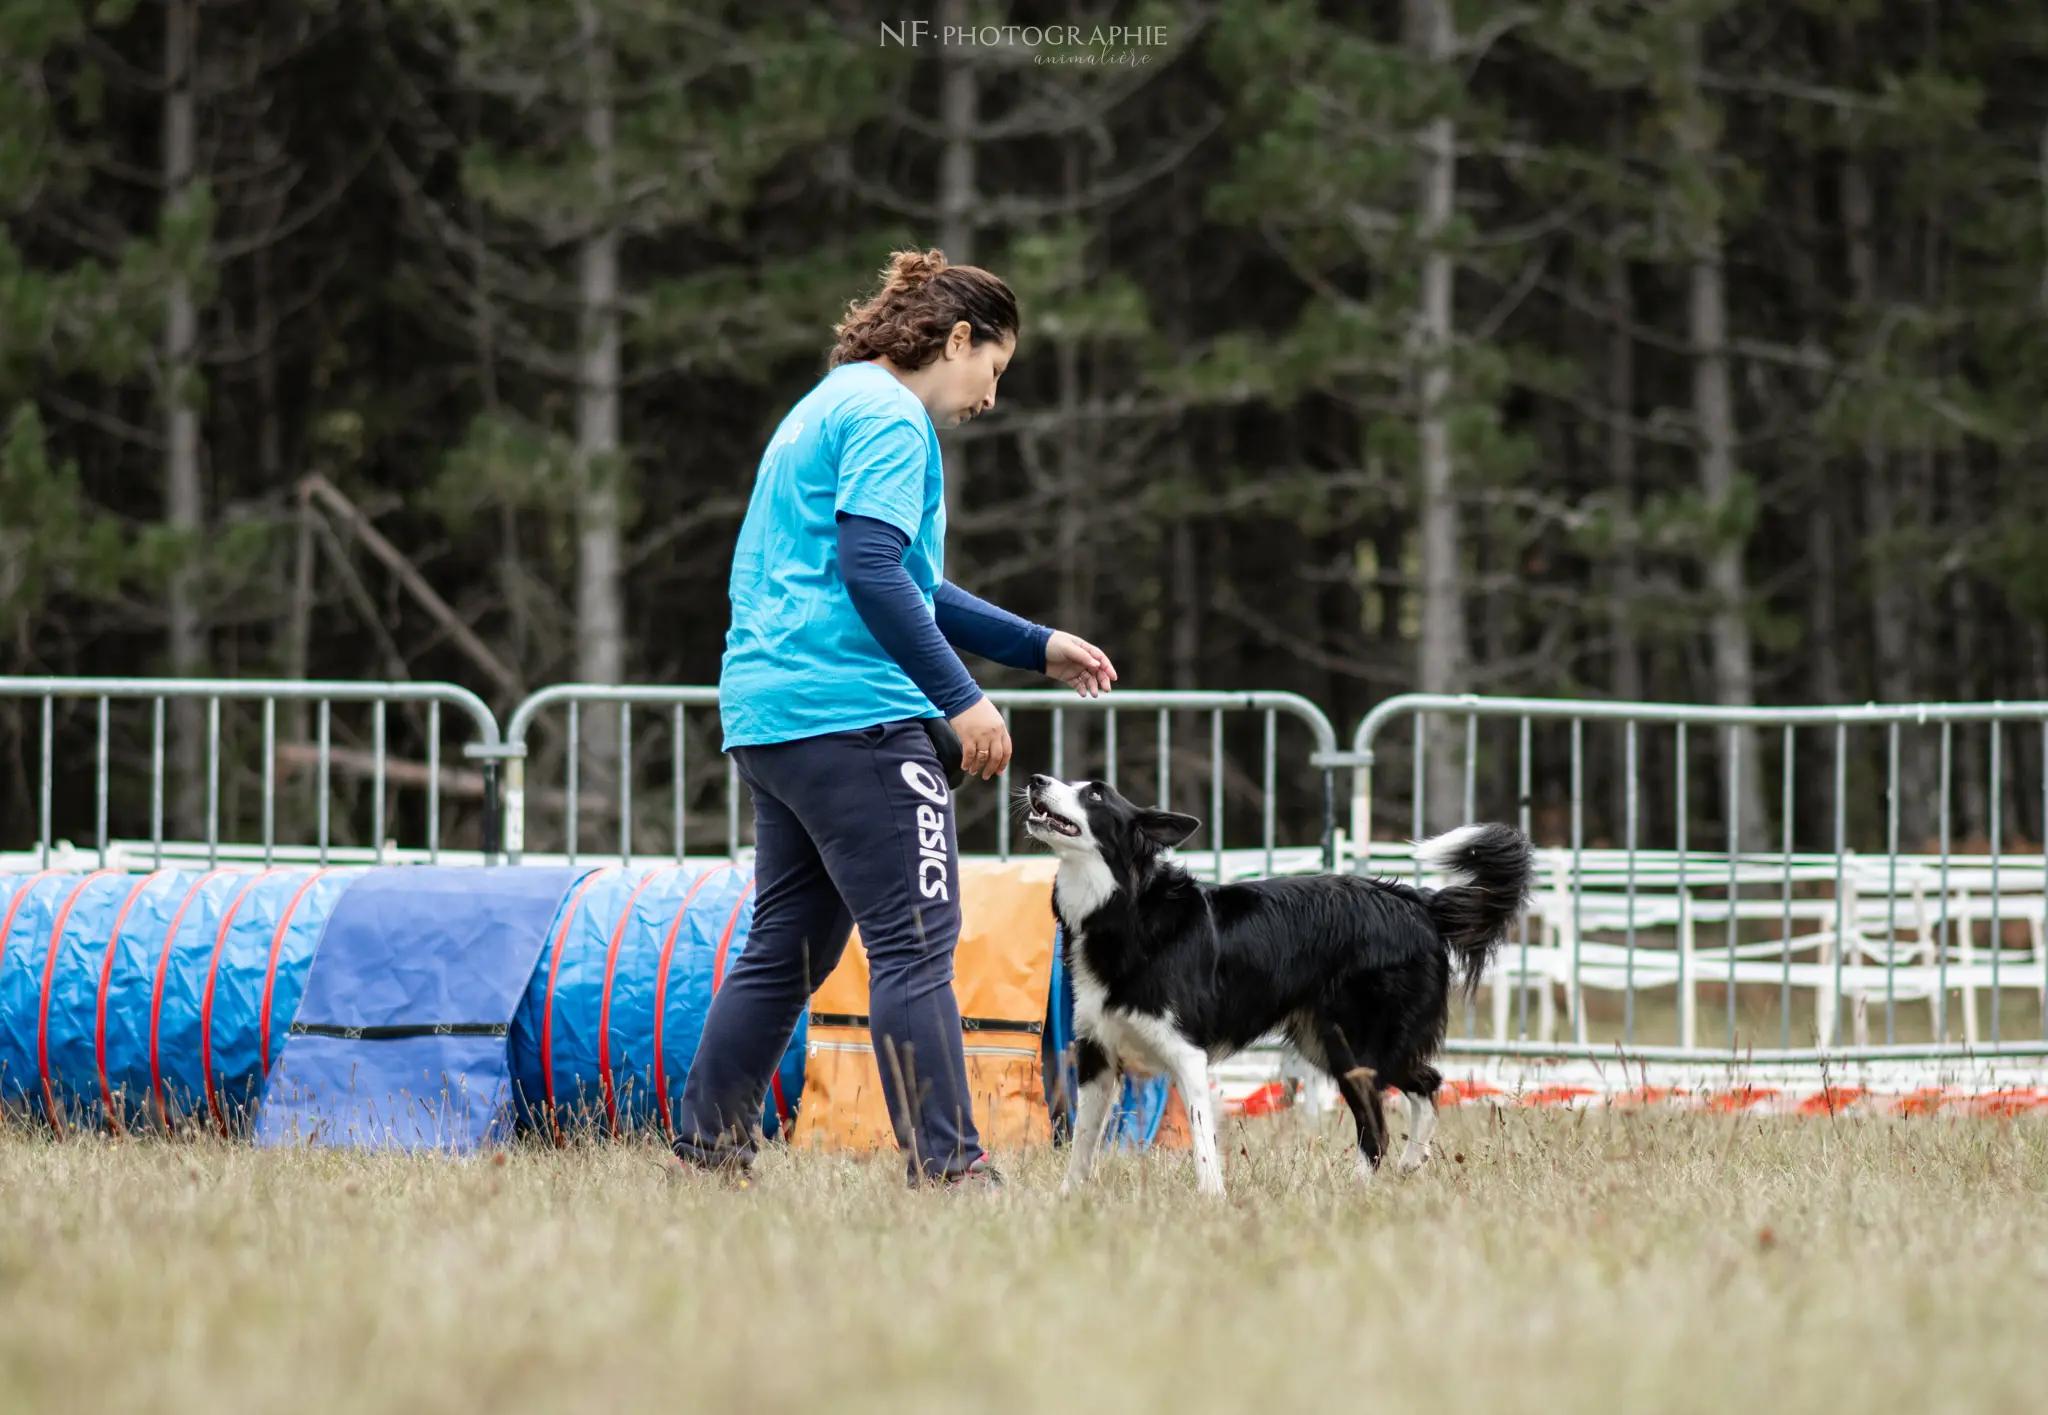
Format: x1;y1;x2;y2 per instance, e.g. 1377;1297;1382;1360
880;20;1171;66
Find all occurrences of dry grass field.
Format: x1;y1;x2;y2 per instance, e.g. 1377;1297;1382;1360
3;1106;2043;1415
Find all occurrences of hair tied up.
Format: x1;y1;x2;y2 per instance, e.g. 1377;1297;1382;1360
885;248;947;293
829;247;1020;371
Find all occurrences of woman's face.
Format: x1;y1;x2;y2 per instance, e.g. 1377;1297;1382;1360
934;322;1015;427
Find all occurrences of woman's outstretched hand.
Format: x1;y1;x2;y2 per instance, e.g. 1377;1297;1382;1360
950;696;1013;780
1045;631;1118;698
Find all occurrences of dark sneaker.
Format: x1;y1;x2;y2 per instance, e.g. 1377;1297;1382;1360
939;1154;1005;1193
663;1142;755;1188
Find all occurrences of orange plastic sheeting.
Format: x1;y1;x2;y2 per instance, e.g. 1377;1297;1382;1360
1152;1086;1192;1150
789;857;1059;1155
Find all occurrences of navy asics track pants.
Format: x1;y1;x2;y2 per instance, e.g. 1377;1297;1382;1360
671;719;983;1182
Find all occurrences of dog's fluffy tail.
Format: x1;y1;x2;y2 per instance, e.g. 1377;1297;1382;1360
1414;823;1536;1002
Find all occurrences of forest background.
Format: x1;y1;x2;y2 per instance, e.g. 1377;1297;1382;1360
6;0;2048;855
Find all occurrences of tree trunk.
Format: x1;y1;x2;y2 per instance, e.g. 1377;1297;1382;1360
1605;254;1643;708
575;2;625;836
460;89;529;684
259;237;295;754
163;0;205;838
1171;508;1200;692
1167;214;1200;697
1049;140;1109;770
1605;247;1644;838
1693;233;1765;850
1053;142;1089;644
1806;497;1845;706
935;0;977;536
256;244;283;491
285;493;314;748
1841;154;1929;843
1792;162;1844;712
1408;0;1469;834
1054;331;1089;771
937;0;976;267
1675;20;1766;850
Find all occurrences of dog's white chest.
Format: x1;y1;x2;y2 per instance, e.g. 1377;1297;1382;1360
1066;940;1177;1079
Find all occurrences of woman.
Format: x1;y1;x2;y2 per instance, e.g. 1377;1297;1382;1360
673;249;1117;1188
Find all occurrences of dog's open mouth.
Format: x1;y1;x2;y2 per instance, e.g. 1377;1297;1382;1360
1026;805;1082;838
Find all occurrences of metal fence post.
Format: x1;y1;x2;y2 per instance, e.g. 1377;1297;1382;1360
1320;767;1336;873
480;759;504;865
497;752;527;865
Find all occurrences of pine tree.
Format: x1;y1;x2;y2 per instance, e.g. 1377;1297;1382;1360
0;0;151;651
1535;0;1778;845
385;0;871;842
1207;0;1545;833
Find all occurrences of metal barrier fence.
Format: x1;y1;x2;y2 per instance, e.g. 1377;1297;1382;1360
496;684;723;866
1351;694;2048;1064
14;673;2048;1073
0;677;506;868
497;685;1346;873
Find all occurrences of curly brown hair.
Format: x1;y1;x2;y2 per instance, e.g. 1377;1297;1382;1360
828;249;1019;369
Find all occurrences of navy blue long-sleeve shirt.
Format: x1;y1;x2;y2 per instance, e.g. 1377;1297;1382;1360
836;512;1052;719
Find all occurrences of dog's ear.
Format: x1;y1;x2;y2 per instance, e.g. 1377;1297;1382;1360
1137;810;1201;849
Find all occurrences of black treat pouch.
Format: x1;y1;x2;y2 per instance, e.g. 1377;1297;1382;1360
921;715;967;791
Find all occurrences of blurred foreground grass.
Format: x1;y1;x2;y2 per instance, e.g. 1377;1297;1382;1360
2;1105;2042;1414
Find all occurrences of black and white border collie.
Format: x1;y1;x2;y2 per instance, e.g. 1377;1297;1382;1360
1024;774;1535;1197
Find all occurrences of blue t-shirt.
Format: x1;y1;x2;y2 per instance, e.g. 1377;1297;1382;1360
719;362;948;748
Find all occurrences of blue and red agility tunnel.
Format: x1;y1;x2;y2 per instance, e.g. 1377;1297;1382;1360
0;864;803;1150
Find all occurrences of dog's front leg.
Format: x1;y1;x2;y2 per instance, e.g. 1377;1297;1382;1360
1164;1052;1225;1198
1061;1038;1119;1194
1123;1019;1226;1197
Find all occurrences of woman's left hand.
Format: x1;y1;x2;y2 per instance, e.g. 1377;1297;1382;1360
1045;631;1118;698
